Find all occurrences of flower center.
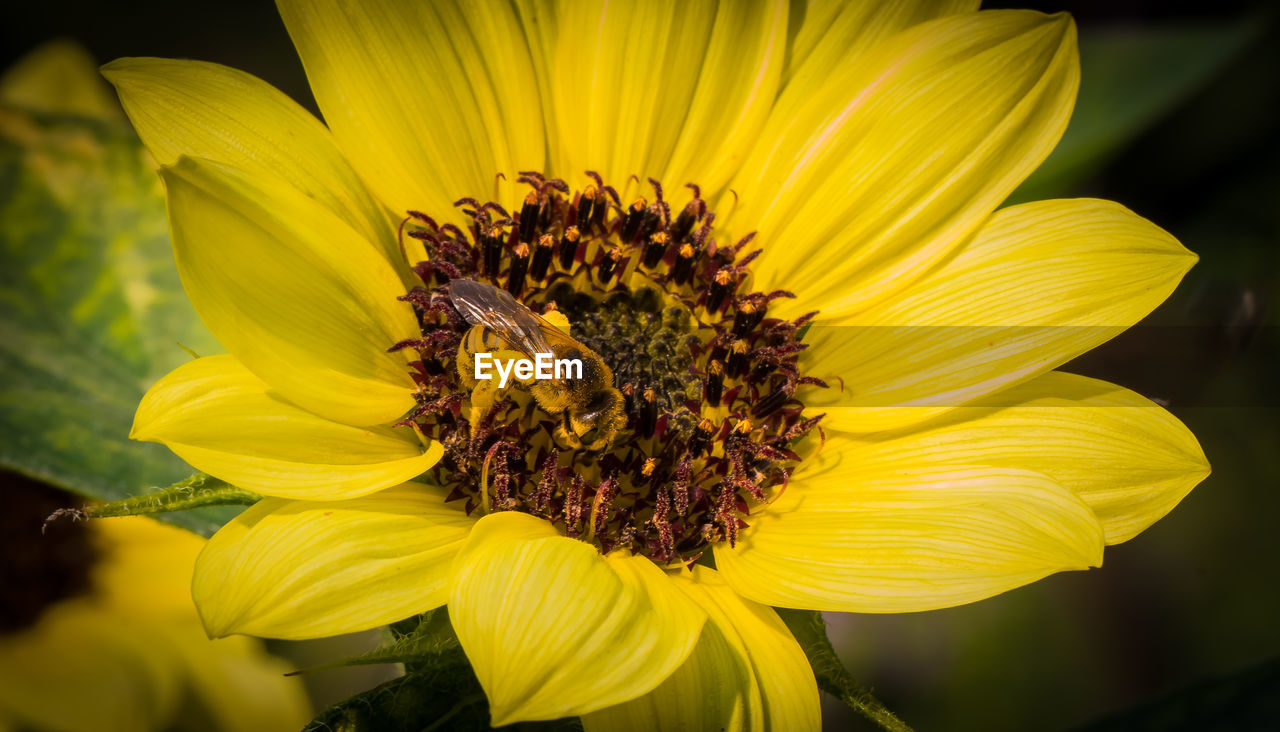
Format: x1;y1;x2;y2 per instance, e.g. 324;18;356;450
0;473;99;634
391;173;824;563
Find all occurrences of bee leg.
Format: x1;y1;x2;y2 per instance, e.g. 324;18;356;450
554;410;581;449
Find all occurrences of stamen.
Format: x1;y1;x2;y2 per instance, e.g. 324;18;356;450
530;234;555;281
642;231;670;269
507;242;530;297
558;226;581;270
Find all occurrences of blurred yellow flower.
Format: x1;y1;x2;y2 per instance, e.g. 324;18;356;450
0;479;309;732
110;1;1209;728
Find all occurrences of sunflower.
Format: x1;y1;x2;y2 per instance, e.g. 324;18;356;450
110;1;1208;728
0;476;309;732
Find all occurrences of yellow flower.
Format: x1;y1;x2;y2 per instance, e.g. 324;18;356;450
111;1;1209;728
0;479;309;732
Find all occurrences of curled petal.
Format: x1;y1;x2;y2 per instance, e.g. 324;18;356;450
194;483;473;640
584;565;819;732
449;512;705;725
716;461;1104;613
736;10;1079;319
102;57;398;270
278;0;545;215
802;199;1197;430
822;371;1209;544
132;355;441;500
159;156;420;427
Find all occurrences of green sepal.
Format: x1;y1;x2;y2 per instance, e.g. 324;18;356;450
44;473;259;532
303;610;583;732
778;608;913;732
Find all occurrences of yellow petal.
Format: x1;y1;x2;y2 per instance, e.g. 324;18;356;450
735;10;1079;319
277;0;544;216
0;40;122;120
101;57;399;272
132;355;441;500
0;603;180;732
802;199;1197;431
91;516;206;617
449;512;705;725
193;483;473;640
584;565;819;732
824;371;1209;545
657;0;790;195
155;624;312;732
716;460;1104;613
160;155;420;427
782;0;978;90
528;0;788;195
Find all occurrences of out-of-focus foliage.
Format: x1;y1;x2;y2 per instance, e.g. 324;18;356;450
1010;18;1257;204
0;43;229;535
1072;656;1280;731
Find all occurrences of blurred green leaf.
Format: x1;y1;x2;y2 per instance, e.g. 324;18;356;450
779;608;913;732
0;103;230;535
1009;18;1257;204
1072;656;1280;731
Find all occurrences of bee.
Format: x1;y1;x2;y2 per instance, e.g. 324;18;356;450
447;279;627;451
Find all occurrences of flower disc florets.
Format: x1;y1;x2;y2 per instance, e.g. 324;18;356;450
390;173;825;563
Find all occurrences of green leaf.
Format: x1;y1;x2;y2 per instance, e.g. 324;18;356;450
1009;18;1257;204
1072;656;1280;731
0;102;230;535
778;608;913;732
303;610;583;732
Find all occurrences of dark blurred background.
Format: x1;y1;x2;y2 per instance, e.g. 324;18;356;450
3;1;1278;730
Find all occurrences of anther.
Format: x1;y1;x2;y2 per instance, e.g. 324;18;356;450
752;389;790;418
639;387;658;438
576;186;596;233
638;202;664;242
530;234;555;281
518;191;542;244
558;226;581;270
481;225;504;278
732;301;764;337
620;197;647;242
507;242;529;297
707;268;735;313
598;247;625;284
672;198;702;243
704;359;725;407
726;339;750;379
641;457;659;479
672;243;697;285
642;231;670;269
688;417;715;457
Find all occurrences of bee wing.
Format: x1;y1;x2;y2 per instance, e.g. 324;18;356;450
448;279;553;358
